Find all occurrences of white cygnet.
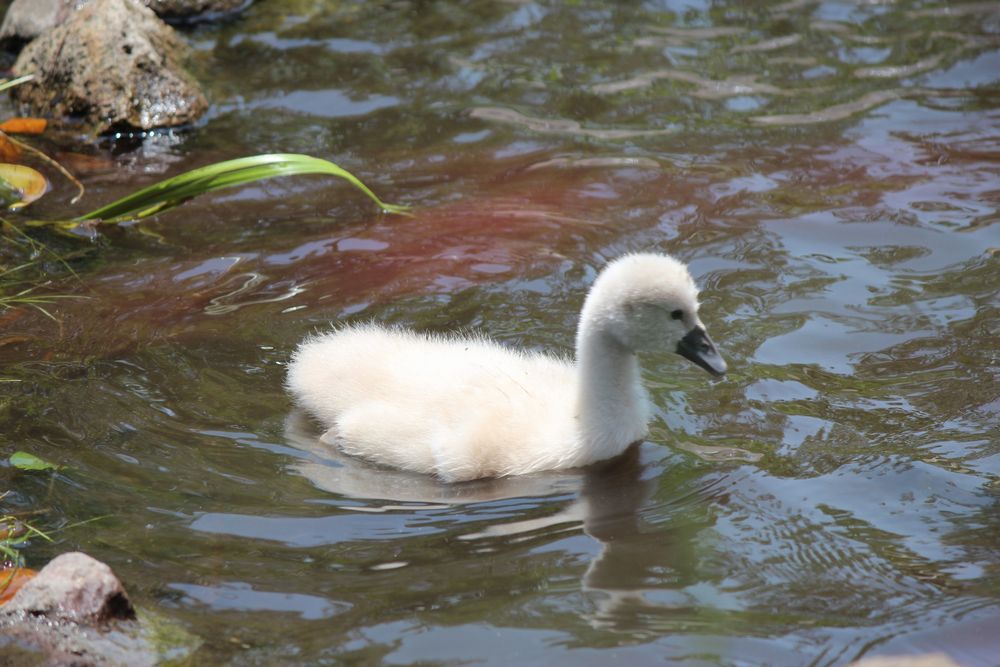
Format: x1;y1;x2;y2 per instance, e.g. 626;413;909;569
286;252;726;482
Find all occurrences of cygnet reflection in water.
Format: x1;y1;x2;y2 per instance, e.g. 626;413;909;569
283;409;725;629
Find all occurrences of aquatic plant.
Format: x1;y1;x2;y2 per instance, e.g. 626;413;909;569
0;508;50;602
0;151;408;311
71;152;410;226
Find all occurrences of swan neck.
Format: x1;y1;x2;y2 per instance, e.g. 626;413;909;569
575;328;648;457
577;331;640;401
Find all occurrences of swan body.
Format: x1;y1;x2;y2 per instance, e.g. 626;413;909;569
286;253;726;482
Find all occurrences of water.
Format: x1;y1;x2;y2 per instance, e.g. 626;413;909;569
2;0;999;664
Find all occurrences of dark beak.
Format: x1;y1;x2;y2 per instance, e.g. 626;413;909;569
676;326;727;377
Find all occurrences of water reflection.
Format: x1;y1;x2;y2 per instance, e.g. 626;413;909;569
168;581;349;620
283;408;728;632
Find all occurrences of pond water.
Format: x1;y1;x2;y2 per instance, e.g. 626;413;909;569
2;0;1000;664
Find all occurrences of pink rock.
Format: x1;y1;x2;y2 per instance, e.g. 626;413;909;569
5;551;135;625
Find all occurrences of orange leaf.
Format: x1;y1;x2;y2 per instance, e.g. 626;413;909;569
0;118;47;135
0;133;21;162
0;567;37;604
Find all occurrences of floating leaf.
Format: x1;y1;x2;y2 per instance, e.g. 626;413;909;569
0;567;37;604
73;153;409;226
0;118;47;135
9;451;60;471
0;164;47;210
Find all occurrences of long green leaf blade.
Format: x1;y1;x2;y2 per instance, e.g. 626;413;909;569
74;153;409;224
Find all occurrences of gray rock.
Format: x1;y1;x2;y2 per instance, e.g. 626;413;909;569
0;0;80;46
10;0;209;132
3;552;135;625
0;552;201;665
0;0;250;42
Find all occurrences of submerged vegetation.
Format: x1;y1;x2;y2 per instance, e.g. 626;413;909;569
0;513;50;571
0;489;52;603
1;146;409;313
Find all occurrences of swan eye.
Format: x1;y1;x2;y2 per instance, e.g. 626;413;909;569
670;309;684;321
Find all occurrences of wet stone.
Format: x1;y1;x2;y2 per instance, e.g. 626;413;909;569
3;552;135;625
0;552;199;665
0;0;250;43
9;0;208;132
0;0;77;47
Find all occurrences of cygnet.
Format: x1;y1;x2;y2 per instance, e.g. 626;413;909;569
286;253;726;482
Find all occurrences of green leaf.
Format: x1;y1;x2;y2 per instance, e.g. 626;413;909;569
72;153;410;227
9;451;60;471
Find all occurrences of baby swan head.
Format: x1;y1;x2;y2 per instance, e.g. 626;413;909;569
577;253;727;376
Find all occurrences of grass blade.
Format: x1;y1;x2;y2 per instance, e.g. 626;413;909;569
0;74;34;94
74;153;409;225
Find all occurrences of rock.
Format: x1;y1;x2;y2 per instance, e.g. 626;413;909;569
0;0;78;46
3;552;135;625
145;0;250;21
0;552;201;665
0;0;250;42
10;0;208;133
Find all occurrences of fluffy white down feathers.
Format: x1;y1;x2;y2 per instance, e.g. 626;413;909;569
286;253;725;482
